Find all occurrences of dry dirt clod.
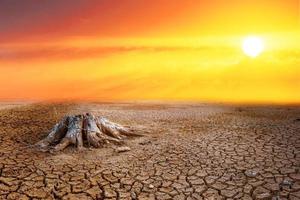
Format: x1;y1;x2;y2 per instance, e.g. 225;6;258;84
281;179;293;186
245;170;258;178
139;140;152;145
115;146;131;153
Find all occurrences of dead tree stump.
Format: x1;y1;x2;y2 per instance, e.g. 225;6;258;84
36;113;140;151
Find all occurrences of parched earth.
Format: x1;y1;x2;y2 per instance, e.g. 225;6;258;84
0;102;299;200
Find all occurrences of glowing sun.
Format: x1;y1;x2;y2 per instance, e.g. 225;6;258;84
242;36;264;58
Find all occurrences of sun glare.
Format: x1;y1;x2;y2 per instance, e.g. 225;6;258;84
242;36;264;58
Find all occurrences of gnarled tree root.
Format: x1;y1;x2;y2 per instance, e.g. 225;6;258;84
36;113;141;151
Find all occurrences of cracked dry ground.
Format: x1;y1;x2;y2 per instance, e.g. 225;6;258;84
0;103;299;200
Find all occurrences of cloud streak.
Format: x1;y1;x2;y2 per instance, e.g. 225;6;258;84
0;45;227;63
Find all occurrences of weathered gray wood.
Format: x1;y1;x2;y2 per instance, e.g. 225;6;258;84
84;113;103;148
97;117;141;138
54;115;83;151
36;116;68;148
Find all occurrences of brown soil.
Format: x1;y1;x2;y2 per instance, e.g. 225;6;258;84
0;102;299;200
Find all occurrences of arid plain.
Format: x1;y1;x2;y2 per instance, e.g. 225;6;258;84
0;102;299;200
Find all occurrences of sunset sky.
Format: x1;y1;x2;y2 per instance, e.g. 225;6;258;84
0;0;299;104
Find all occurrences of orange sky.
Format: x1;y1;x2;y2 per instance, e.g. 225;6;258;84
0;0;299;103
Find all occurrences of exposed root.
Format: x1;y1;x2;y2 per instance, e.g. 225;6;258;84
36;113;141;151
97;117;141;137
36;116;68;148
